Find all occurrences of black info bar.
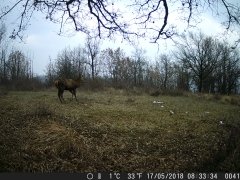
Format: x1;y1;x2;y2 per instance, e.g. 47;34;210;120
0;172;239;180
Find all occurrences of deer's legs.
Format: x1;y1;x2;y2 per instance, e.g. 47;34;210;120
69;90;74;100
72;89;77;101
58;88;64;103
69;89;77;101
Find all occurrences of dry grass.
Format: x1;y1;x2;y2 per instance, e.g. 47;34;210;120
0;89;240;172
193;93;240;106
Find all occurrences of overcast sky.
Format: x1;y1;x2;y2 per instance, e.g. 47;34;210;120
1;0;239;75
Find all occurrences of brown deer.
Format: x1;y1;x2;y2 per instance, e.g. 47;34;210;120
54;77;82;103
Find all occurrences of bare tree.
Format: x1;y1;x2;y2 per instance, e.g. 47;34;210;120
4;49;33;89
132;46;147;87
0;0;239;42
215;43;240;94
176;32;221;92
100;48;114;80
145;61;161;89
174;62;190;91
0;23;7;83
85;35;100;80
71;46;86;77
100;47;125;87
46;45;87;84
156;54;174;90
54;48;73;78
45;57;56;87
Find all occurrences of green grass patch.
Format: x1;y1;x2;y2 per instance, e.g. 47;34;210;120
0;89;240;172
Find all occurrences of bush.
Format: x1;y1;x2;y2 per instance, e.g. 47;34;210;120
212;94;222;101
149;89;186;97
32;103;53;117
230;96;240;106
81;78;105;91
1;78;45;91
0;87;8;96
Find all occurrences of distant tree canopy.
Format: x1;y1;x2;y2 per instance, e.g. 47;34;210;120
46;32;240;94
176;32;240;94
0;24;44;90
0;0;239;42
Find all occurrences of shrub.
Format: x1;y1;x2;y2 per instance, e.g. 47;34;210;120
0;87;8;96
230;96;240;106
33;103;52;117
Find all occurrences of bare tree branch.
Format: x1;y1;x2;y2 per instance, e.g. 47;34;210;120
153;0;169;42
0;0;23;19
0;0;239;42
221;0;240;29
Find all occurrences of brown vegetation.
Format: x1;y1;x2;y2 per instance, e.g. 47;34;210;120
0;90;240;172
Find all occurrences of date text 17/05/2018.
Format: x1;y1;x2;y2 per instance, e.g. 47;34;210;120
105;173;240;180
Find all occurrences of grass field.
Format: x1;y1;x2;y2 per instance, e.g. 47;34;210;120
0;88;240;172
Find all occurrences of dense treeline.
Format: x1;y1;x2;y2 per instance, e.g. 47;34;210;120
0;24;42;90
46;33;240;94
0;20;239;94
176;32;240;94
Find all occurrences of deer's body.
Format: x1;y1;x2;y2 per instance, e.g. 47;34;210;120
54;77;81;103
